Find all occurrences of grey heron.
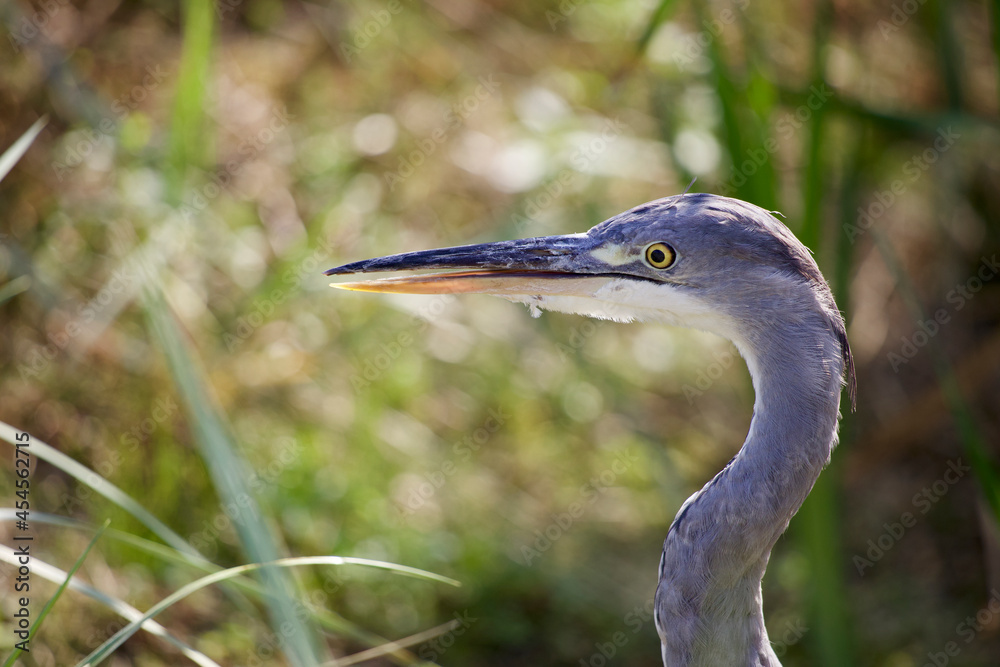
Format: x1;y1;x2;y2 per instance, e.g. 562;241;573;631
326;192;855;667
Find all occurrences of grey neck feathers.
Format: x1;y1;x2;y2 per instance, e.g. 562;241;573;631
656;307;845;667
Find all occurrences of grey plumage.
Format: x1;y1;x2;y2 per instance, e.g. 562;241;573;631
327;192;854;667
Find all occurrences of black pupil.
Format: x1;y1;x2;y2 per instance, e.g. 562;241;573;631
650;248;666;264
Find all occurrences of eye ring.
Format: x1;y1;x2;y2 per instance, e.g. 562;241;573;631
644;242;676;269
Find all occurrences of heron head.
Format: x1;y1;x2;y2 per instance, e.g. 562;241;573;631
327;192;854;404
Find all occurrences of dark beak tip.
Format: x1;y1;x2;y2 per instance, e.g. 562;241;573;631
324;261;366;276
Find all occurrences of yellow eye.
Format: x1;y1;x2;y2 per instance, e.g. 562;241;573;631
644;242;676;269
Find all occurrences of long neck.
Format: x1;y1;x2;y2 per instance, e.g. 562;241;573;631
656;316;844;667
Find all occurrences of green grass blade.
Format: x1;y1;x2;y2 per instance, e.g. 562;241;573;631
690;1;745;196
0;512;434;665
141;289;327;666
335;619;461;667
929;0;963;111
0;275;31;305
0;510;204;569
635;0;680;56
797;0;832;252
78;556;460;667
0;116;46;183
0;544;221;667
787;4;854;663
3;520;109;667
155;1;327;658
690;2;777;209
796;471;854;666
0;422;209;564
168;0;214;182
993;0;1000;110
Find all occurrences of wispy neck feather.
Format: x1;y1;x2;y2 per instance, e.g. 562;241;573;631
655;301;846;667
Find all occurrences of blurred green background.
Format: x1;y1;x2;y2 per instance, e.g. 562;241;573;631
2;0;1000;665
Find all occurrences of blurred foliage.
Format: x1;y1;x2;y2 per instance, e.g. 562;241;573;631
1;0;1000;665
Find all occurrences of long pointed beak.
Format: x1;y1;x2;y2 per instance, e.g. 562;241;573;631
325;235;623;297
